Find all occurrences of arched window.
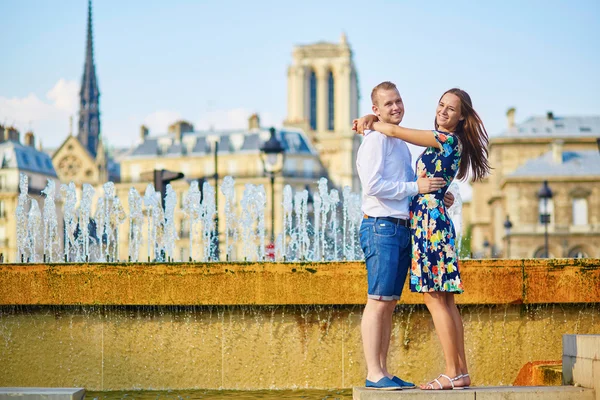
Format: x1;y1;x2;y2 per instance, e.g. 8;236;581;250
328;70;335;131
533;247;555;258
568;247;588;258
309;70;317;131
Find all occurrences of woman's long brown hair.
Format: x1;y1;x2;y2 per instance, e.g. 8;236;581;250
435;88;491;182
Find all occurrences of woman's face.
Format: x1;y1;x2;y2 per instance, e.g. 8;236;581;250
436;92;463;131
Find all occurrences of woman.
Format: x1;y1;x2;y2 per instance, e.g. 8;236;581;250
354;88;490;390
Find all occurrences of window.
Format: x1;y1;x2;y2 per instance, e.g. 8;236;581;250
328;70;335;131
568;247;588;258
21;153;30;166
579;127;591;132
0;200;5;218
0;175;6;189
538;198;554;224
572;198;588;226
309;70;317;131
303;159;314;178
533;247;554;258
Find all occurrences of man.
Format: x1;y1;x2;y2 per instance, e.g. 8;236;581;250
355;81;452;390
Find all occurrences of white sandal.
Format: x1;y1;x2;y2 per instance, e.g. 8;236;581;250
424;374;454;390
452;373;470;389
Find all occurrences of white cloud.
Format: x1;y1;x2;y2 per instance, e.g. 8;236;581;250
0;78;79;148
46;79;79;113
0;93;56;124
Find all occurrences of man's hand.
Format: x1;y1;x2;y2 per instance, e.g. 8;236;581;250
417;171;446;194
352;114;379;134
443;192;455;208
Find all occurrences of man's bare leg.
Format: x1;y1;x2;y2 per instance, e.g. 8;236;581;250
379;300;397;378
362;298;395;382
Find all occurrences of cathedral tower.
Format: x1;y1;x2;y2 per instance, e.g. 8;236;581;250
284;33;360;190
77;0;101;158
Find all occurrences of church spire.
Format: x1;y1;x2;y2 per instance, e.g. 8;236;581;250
78;0;101;158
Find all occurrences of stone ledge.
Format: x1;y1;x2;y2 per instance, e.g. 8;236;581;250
352;386;594;400
0;259;597;306
0;388;84;400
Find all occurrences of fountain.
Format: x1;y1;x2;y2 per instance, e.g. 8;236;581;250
0;173;598;394
11;172;366;264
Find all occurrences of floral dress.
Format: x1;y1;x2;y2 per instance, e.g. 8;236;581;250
409;130;464;293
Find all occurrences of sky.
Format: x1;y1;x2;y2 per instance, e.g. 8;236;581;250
1;0;599;158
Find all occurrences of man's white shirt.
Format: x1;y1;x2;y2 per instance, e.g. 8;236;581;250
356;130;418;219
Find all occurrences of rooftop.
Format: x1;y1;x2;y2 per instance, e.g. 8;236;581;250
508;149;600;178
498;114;600;139
128;127;316;159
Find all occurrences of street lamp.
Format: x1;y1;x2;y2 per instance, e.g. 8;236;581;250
260;127;286;247
538;180;553;258
482;238;490;259
504;215;513;258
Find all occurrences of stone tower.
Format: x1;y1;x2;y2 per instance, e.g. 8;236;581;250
284;33;361;190
77;0;101;158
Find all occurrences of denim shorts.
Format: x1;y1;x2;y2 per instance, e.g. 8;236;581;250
359;217;411;301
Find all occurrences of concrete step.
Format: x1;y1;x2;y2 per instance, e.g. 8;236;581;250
0;388;84;400
353;385;594;400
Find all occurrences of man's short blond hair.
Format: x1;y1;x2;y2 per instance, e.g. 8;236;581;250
371;81;398;105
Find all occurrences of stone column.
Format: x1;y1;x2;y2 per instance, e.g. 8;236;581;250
316;65;328;132
286;66;296;123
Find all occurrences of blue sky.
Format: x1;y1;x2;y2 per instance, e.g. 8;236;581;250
1;0;599;153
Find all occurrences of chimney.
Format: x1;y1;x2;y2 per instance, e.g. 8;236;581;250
506;108;516;130
248;113;260;130
7;127;19;142
168;120;194;142
552;139;564;164
140;125;149;141
24;131;35;147
547;111;554;121
174;124;182;142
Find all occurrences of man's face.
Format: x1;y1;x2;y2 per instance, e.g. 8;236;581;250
372;88;404;125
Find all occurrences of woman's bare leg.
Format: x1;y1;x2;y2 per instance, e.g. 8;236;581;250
446;294;470;387
421;292;461;389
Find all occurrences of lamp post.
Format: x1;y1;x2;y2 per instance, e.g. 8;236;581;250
504;215;513;258
538;180;553;258
213;141;220;260
260;127;285;247
482;238;490;259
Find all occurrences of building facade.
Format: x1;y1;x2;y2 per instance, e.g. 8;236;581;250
0;126;62;261
284;33;361;191
115;118;329;261
467;110;600;258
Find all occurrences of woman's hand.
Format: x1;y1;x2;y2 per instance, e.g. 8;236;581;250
352;114;379;134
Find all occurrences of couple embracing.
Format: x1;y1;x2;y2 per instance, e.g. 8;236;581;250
355;81;490;390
